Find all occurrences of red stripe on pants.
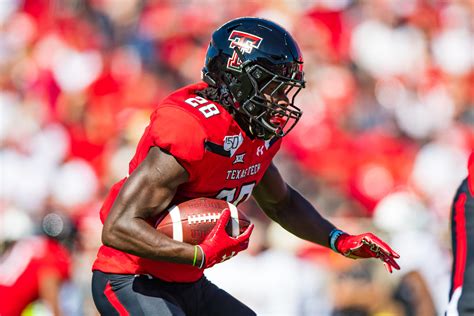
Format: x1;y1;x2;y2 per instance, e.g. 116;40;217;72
104;281;130;316
453;193;468;290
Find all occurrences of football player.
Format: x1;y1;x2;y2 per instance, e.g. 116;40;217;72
92;17;400;315
447;151;474;315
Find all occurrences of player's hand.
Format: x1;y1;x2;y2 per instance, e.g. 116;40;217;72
336;232;400;273
198;208;254;269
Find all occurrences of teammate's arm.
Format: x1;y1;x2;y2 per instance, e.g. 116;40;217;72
102;146;198;265
252;163;400;272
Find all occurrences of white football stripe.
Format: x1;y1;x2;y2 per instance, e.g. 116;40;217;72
168;205;183;242
227;202;240;237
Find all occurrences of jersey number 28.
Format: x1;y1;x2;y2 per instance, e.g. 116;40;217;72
185;96;220;118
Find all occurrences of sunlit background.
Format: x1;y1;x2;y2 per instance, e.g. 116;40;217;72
0;0;472;315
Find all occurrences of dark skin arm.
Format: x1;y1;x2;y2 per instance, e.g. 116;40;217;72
252;163;336;247
102;146;202;265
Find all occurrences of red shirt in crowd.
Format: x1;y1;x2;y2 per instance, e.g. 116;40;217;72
0;236;71;316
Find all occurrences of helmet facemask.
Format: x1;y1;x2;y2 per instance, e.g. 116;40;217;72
229;60;305;140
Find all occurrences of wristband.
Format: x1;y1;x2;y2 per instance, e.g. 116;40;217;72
329;229;345;253
192;245;198;267
196;245;205;269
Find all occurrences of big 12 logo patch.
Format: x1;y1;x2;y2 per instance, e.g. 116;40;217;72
227;30;263;72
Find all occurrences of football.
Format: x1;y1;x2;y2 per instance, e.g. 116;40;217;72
155;198;251;245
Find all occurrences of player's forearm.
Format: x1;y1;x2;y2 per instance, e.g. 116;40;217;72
259;186;336;247
102;217;199;265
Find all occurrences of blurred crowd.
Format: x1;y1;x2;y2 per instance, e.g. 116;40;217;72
0;0;472;315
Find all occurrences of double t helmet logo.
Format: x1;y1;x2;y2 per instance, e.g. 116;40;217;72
227;30;263;72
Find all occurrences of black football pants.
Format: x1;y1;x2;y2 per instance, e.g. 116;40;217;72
92;271;255;316
448;178;474;315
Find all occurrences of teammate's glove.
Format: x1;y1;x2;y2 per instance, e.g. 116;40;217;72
331;229;400;273
198;208;254;269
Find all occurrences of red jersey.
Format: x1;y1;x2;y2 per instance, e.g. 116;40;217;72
93;82;281;282
0;237;71;316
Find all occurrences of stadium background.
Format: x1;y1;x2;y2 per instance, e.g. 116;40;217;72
0;0;472;315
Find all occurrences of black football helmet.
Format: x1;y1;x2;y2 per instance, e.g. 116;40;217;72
202;17;305;140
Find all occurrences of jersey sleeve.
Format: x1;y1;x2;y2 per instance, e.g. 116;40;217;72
148;106;207;165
